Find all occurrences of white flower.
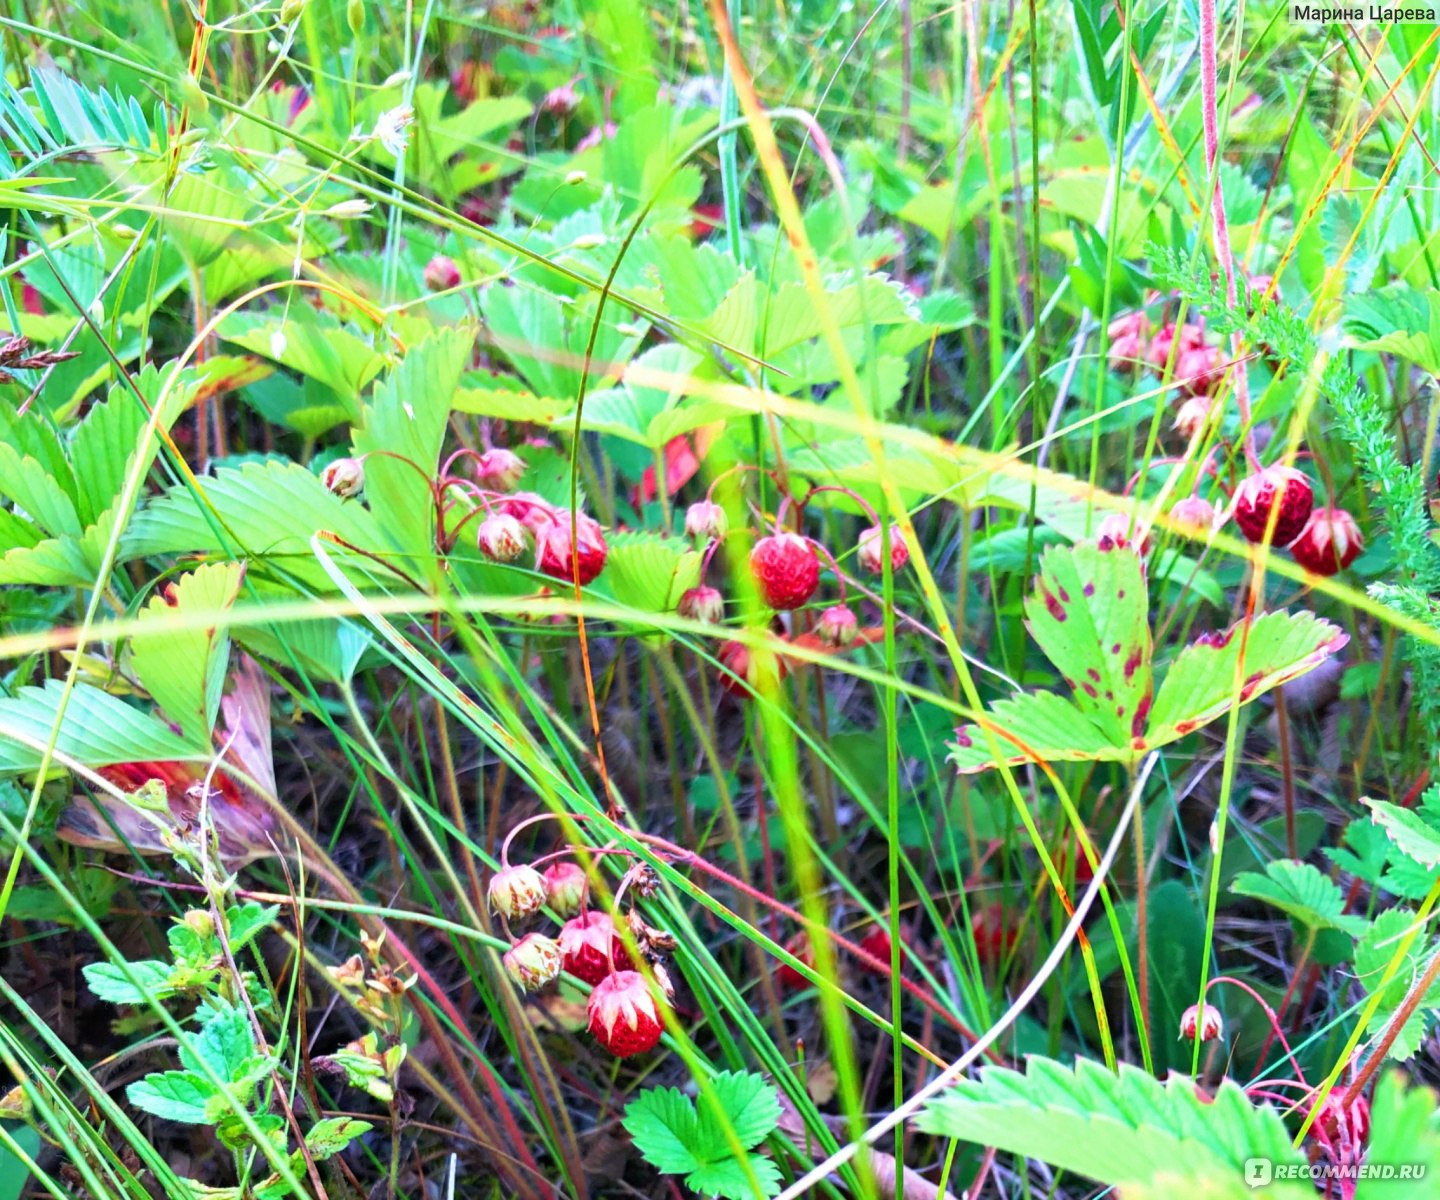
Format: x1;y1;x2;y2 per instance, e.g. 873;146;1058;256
370;105;414;159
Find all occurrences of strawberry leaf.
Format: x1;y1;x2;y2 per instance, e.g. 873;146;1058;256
1230;860;1367;936
1023;541;1152;747
1145;611;1347;747
951;691;1135;774
1364;798;1440;871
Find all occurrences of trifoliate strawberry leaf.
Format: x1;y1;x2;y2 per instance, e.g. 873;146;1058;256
1230;860;1367;936
1342;284;1440;376
225;902;280;952
1353;910;1440;1060
121;460;388;590
915;1057;1307;1188
1023;541;1152;746
623;1073;783;1200
951;691;1136;774
129;562;244;745
1364;798;1440;872
1146;611;1348;746
220;307;385;403
127;1071;217;1124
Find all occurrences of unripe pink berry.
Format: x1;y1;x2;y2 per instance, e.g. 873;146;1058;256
857;523;908;574
501;492;557;533
487;864;546;921
1179;1001;1224;1042
749;533;819;609
1095;513;1152;557
475;448;527;492
321;457;364;498
1173;395;1213;440
1171;495;1218;535
477;512;527;562
1106;310;1149;374
587;970;665;1057
677;585;725;625
683;499;727;541
817;604;858;647
424;254;462;292
502;933;562;991
542;861;587;918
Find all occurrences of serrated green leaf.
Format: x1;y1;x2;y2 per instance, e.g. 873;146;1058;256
623;1087;703;1175
220;307;385;402
916;1058;1306;1188
0;443;80;537
121;460;389;590
130;562;244;745
1354;910;1440;1061
1147;611;1348;747
1230;860;1367;935
127;1071;216;1123
351;326;472;558
178;1004;254;1081
0;680;203;774
225;902;280;951
950;690;1134;774
596;531;701;613
1365;799;1440;873
1356;1070;1440;1198
1343;285;1440;375
83;959;176;1005
1024;541;1151;746
685;1156;781;1200
702;1072;781;1151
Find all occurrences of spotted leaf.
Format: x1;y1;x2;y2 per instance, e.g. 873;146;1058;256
1144;611;1347;747
951;691;1135;774
1023;541;1152;747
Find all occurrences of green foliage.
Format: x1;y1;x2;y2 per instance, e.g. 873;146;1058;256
1230;860;1368;937
622;1072;782;1199
916;1057;1308;1190
949;542;1346;772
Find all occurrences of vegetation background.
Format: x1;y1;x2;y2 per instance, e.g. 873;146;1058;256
0;1;1438;1198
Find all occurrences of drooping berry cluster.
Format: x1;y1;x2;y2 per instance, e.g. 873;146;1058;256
674;482;911;697
490;852;674;1058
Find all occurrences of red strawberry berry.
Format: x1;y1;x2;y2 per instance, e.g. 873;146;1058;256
536;510;608;585
501;492;557;533
717;640;788;698
1288;507;1363;576
423;255;462;292
856;925;915;977
775;931;815;992
749;533;819;609
1231;465;1314;546
587;970;665;1057
970;904;1017;966
558;910;622;985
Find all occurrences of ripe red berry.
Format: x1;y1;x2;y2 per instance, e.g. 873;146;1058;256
587;970;665;1057
857;523;908;574
1288;507;1363;576
1231;465;1314;546
749;533;819;609
501;492;557;533
856;925;915;977
717;640;788;698
558;910;622;985
775;932;815;992
970;904;1017;966
536;510;608;585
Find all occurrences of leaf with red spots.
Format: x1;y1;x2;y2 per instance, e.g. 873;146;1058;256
951;692;1136;775
1144;611;1347;748
1024;541;1151;747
